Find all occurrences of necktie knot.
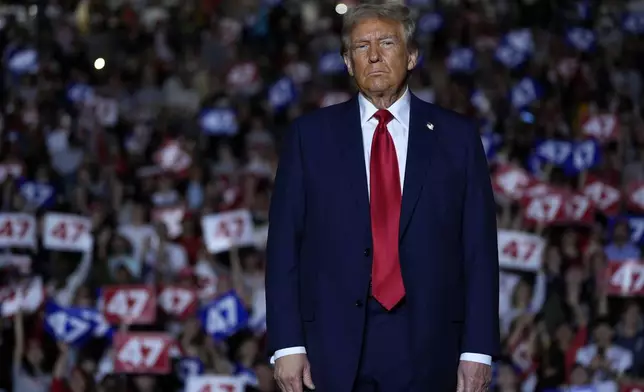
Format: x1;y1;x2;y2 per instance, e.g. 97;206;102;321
373;109;393;127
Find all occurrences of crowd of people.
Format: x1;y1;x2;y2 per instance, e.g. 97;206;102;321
1;0;644;391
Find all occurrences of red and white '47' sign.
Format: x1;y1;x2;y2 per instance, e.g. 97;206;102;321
154;140;192;174
492;165;535;202
42;213;92;252
582;178;621;216
102;285;156;324
201;209;255;254
581;113;619;142
185;375;245;392
627;182;644;214
564;194;595;224
113;332;172;374
522;193;566;225
497;230;545;272
603;260;644;297
0;213;36;248
158;285;197;320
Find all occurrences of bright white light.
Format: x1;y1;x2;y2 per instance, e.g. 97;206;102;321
94;58;105;70
335;3;348;14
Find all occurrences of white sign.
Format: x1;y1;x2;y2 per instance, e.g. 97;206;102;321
1;277;44;317
152;205;185;239
154;141;192;173
186;375;245;392
201;210;255;253
43;213;93;252
497;230;545;272
0;213;36;248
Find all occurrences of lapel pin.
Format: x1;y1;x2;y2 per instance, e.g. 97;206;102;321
426;122;434;130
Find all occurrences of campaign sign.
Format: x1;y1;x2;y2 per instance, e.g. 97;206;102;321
522;193;567;225
154;140;192;174
201;210;255;253
200;291;249;342
101;285;157;324
0;213;36;248
604;261;644;297
497;230;545;272
582;178;621;216
43;213;93;252
491;165;536;202
0;277;44;316
627;182;644;214
185;375;245;392
158;285;198;320
113;332;172;374
581;113;619;142
43;301;111;346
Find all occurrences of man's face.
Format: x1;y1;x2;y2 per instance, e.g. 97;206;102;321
343;18;417;95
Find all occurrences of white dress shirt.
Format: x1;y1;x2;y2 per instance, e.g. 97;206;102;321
271;89;492;367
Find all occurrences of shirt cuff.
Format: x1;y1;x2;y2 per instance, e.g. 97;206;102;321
270;346;307;365
460;352;492;366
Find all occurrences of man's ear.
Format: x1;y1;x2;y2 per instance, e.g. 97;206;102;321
406;47;419;71
343;53;354;76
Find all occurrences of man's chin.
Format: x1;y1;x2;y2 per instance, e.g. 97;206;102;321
362;78;392;90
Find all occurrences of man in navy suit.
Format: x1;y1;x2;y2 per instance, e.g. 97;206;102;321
266;3;499;392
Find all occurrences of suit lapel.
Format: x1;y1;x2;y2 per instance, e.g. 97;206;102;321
399;95;438;239
336;96;372;238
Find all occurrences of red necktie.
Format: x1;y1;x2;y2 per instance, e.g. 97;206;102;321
369;109;405;310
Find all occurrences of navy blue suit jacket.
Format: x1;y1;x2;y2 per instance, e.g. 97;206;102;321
266;93;500;391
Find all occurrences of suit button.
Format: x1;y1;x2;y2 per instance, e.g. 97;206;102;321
363;248;371;257
355;300;363;307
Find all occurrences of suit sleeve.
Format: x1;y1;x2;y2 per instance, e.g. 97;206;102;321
265;120;306;354
461;122;500;359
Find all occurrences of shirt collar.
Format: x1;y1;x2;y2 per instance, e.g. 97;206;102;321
358;87;411;130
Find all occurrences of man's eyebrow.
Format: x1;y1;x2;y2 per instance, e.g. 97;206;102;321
352;34;399;43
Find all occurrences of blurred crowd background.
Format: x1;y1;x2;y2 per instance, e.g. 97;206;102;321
2;0;644;391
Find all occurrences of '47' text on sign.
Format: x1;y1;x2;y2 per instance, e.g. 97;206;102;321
101;285;156;325
201;210;255;254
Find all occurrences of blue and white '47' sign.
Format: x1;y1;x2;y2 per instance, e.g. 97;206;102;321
510;78;541;109
532;139;600;175
446;47;475;74
268;77;297;110
318;52;345;74
44;301;112;346
566;27;595;52
417;13;442;34
495;29;533;69
609;216;644;246
199;108;238;135
534;140;573;166
200;291;249;341
568;140;600;173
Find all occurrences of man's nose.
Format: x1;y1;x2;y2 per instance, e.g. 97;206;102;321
368;46;381;63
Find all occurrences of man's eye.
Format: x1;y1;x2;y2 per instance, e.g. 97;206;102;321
382;41;394;47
